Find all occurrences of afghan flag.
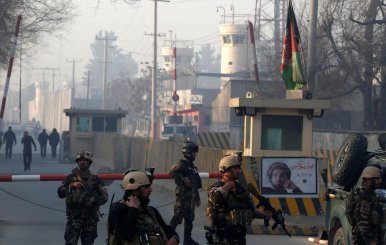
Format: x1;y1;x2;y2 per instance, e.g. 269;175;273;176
280;0;306;90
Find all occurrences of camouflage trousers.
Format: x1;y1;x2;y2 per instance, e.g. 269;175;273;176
170;195;195;235
64;208;99;245
216;226;246;245
352;225;381;245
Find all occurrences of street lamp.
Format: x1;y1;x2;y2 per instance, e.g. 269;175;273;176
216;6;225;23
230;4;235;24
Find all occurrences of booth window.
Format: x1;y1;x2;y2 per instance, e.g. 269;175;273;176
76;117;89;132
92;117;104;132
261;115;303;151
105;117;117;132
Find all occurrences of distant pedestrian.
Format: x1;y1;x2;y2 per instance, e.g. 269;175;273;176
21;131;37;171
38;129;49;158
49;128;60;159
3;126;17;159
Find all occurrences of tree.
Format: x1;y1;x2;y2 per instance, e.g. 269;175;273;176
0;0;75;68
316;0;386;130
197;44;220;73
81;30;138;104
106;74;150;134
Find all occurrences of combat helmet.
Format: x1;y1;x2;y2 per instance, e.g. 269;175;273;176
121;168;155;191
219;152;242;173
362;166;381;179
182;141;199;154
76;150;93;163
378;133;386;150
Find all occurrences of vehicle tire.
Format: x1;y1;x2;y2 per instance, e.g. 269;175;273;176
333;133;367;189
331;227;346;245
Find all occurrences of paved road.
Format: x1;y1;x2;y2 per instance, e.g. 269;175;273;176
0;153;314;245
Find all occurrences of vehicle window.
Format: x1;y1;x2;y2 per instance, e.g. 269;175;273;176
163;126;173;134
261;115;303;151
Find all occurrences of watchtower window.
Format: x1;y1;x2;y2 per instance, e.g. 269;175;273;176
232;35;245;44
223;35;232;44
261;115;303;151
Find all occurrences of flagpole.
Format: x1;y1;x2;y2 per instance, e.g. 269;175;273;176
306;0;318;91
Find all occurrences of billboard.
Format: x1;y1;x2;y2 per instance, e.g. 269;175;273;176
260;157;318;197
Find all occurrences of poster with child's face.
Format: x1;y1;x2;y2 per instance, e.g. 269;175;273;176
261;157;318;197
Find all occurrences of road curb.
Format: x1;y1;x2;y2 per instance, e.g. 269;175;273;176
249;224;325;236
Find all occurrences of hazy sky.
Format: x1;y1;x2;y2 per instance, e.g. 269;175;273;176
19;0;258;90
4;0;281;94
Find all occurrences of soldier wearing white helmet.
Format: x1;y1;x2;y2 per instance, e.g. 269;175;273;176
58;150;108;245
346;166;383;245
206;152;271;245
107;169;179;245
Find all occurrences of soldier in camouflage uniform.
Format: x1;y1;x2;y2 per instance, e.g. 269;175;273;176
346;166;383;245
58;150;108;245
207;153;272;245
107;169;179;245
169;141;202;245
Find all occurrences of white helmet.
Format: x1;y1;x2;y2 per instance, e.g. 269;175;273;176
121;169;154;190
219;152;242;173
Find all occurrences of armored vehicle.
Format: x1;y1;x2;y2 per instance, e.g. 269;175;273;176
326;133;386;244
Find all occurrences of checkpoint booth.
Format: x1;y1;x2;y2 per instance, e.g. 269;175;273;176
62;108;127;162
229;97;330;224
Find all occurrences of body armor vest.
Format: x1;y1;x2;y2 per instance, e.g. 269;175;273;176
108;205;167;245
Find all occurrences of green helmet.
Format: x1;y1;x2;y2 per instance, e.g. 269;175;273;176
76;150;93;163
182;141;198;154
362;166;381;179
219;153;242;173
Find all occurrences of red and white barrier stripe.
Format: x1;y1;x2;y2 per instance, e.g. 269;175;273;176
307;238;327;244
0;172;223;182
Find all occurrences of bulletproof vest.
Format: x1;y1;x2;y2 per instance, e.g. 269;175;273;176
170;159;202;190
65;171;99;207
108;205;167;245
347;187;382;226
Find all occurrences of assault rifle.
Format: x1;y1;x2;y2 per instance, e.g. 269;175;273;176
189;167;202;209
72;169;104;218
247;183;291;237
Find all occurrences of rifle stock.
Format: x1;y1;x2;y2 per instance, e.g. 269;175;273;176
247;183;291;237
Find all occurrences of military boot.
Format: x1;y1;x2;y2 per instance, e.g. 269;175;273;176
184;233;199;245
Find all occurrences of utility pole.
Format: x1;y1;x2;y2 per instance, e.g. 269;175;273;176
96;35;116;110
307;0;318;92
274;0;281;61
87;71;90;108
33;67;59;93
65;59;81;96
146;0;169;138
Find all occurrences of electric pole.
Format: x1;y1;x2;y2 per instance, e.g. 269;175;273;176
96;34;116;110
33;67;59;93
146;0;169;138
65;59;81;96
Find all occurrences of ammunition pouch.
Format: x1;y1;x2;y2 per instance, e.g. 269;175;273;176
204;225;220;244
228;209;253;226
